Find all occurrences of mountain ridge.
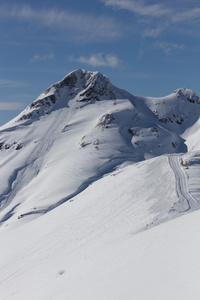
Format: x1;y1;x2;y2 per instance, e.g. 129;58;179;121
0;69;200;228
1;69;199;128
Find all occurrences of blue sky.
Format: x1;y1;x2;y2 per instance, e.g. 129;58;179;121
0;0;200;125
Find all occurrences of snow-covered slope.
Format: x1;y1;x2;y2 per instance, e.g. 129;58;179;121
0;182;200;300
0;69;200;299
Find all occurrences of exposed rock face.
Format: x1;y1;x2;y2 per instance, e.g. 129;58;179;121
16;70;200;127
17;69;116;122
97;114;115;129
173;88;200;104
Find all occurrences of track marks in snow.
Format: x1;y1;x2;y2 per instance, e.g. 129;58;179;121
168;154;199;213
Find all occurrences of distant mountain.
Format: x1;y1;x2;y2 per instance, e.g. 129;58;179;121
1;70;200;300
0;69;200;227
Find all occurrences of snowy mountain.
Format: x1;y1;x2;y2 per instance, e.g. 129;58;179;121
0;69;200;299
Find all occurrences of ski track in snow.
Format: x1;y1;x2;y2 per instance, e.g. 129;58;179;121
168;154;199;212
0;107;75;213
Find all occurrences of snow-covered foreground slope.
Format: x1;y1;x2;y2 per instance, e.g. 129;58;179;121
0;155;181;230
0;191;200;300
0;69;200;299
0;152;200;299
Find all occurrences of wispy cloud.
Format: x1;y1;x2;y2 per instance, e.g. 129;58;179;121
171;7;200;23
31;53;54;63
102;0;200;38
0;80;29;88
0;102;24;110
142;26;164;38
102;0;200;22
73;53;120;67
102;0;171;18
0;5;121;42
155;41;185;55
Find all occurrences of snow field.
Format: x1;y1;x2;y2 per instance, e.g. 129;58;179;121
0;194;200;300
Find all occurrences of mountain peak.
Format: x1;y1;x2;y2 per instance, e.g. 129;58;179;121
173;87;200;104
16;69;114;123
49;69;110;95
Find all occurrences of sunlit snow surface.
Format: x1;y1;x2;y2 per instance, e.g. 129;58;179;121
0;70;200;299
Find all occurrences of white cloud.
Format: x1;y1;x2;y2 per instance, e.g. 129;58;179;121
102;0;200;39
0;80;29;88
102;0;171;18
102;0;200;22
0;5;121;41
155;41;185;55
74;53;120;67
142;26;164;38
171;7;200;23
31;53;54;63
0;102;24;110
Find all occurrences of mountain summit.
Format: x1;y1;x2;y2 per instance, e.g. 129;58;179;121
16;69;121;122
0;69;200;228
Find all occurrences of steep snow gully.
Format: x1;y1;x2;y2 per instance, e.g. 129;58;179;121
168;154;199;212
